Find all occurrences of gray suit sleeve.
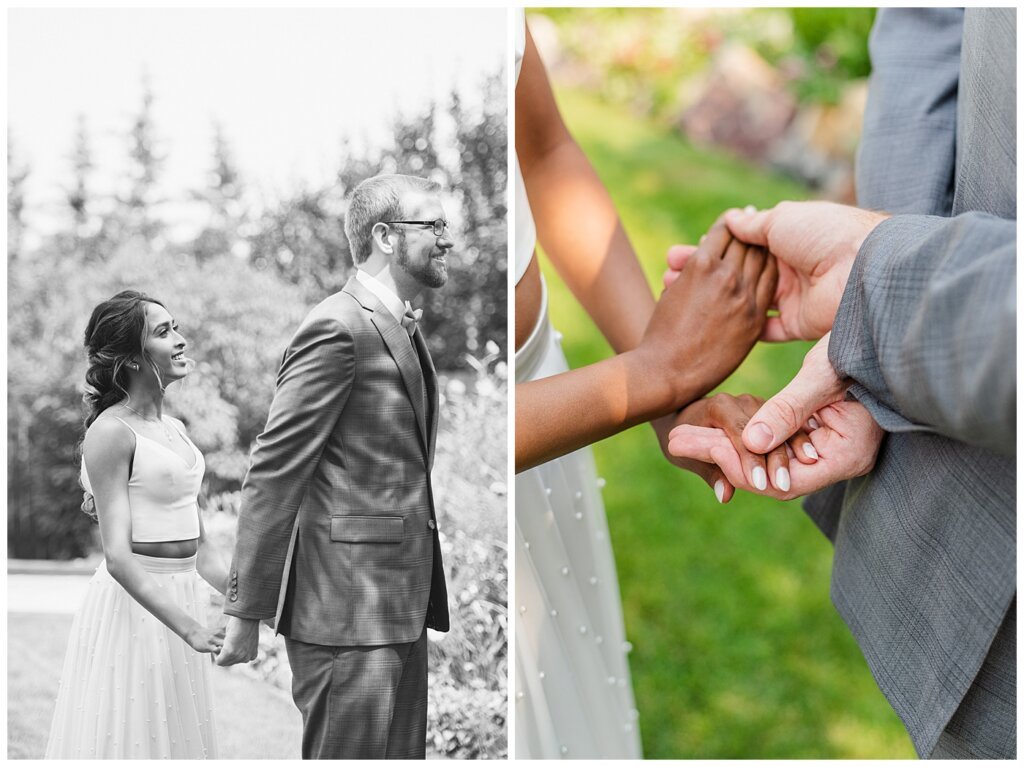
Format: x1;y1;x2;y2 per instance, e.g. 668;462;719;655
830;212;1016;456
226;315;355;619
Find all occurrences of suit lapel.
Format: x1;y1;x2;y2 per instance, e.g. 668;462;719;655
343;277;430;461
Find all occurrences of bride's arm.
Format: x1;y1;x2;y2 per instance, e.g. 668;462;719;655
515;24;777;472
85;420;221;652
517;224;777;472
517;24;654;352
196;514;229;596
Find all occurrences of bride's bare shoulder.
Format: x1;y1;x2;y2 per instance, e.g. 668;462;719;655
83;414;135;460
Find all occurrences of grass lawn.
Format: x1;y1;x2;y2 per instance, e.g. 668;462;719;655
540;86;916;759
8;612;301;759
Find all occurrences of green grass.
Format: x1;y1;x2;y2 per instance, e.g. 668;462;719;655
7;612;302;759
541;86;915;759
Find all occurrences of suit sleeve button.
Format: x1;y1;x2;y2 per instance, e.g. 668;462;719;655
427;519;436;531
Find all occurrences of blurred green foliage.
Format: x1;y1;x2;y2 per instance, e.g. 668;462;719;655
531;7;875;116
537;85;914;758
786;8;876;104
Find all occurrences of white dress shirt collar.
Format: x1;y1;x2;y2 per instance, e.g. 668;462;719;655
355;268;409;324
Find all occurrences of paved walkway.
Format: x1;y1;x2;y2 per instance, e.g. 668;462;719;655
8;572;94;614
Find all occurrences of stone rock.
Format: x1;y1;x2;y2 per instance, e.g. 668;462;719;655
677;42;798;160
768;80;868;202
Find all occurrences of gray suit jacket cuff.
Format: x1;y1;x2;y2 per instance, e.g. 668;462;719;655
829;212;1016;453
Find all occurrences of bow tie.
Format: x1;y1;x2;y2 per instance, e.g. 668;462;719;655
400;301;423;337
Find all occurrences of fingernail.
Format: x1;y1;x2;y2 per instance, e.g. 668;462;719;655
776;467;791;492
699;234;707;244
803;443;819;460
753;467;767;491
743;204;757;213
748;422;774;451
714;480;725;504
808;417;820;430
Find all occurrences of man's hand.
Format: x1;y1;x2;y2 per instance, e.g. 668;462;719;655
214;616;260;667
741;333;847;454
723;201;889;340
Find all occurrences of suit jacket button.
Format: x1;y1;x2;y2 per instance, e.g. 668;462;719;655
428;519;436;531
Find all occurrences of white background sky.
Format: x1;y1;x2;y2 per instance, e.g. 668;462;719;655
8;7;506;241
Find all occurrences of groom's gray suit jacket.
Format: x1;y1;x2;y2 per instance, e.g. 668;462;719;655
805;9;1016;758
225;275;449;646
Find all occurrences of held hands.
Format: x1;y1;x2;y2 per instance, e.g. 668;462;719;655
723;201;889;340
652;398;818;504
665;336;885;501
214;616;260;666
657;204;889;498
642;221;777;407
667;202;889;341
186;622;226;655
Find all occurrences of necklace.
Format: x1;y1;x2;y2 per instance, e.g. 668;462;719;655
122;403;176;442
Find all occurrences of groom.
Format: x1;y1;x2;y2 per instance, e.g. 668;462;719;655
218;173;453;759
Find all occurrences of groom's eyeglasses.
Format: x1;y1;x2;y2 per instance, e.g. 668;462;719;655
382;219;449;237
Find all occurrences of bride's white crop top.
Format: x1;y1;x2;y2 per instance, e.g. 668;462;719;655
81;416;203;542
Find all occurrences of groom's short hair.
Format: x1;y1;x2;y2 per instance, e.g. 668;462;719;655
344;174;442;265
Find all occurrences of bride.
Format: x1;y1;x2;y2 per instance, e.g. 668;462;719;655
45;290;228;759
514;14;800;758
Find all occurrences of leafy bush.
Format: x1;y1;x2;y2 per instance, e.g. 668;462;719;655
531;8;875;117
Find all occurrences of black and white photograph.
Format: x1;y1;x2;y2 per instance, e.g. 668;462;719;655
8;7;507;760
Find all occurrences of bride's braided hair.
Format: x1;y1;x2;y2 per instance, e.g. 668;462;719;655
79;290;166;520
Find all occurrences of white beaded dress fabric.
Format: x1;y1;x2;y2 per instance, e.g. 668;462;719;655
44;553;217;758
514;13;641;759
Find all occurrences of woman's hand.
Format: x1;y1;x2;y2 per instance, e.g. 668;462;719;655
185;622;226;655
641;221;777;409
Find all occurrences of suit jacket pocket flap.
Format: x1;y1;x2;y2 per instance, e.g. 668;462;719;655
330;515;403;544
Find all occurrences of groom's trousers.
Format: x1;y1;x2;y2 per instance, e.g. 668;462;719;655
284;626;428;759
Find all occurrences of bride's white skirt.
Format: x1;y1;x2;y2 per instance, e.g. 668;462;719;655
44;554;218;759
515;283;642;759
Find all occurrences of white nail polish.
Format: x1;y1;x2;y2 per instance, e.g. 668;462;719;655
753;467;767;491
803;443;819;460
776;467;791;492
808;417;820;430
714;480;725;504
743;204;757;213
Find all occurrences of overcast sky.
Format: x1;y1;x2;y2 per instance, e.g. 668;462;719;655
8;7;506;241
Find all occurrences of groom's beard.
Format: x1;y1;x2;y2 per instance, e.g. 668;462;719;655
397;238;449;289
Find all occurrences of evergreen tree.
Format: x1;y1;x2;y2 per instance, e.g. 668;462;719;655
67;114;92;229
117;75;165;244
7;134;29;260
192;122;249;261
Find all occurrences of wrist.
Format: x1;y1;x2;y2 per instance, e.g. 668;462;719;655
627;345;698;418
183;619;203;642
